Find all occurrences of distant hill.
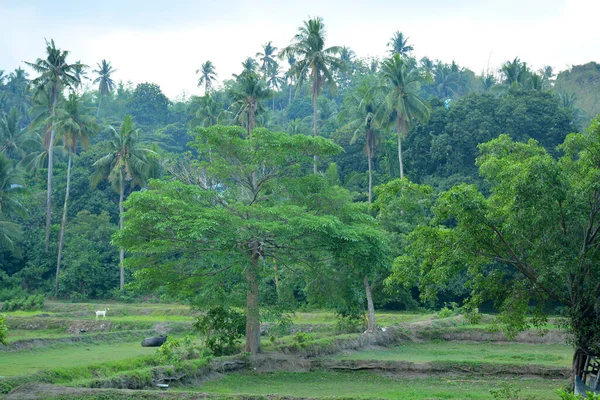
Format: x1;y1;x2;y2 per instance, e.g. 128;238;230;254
555;62;600;123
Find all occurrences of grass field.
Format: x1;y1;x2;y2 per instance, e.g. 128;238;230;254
335;342;573;367
190;371;566;399
0;341;157;377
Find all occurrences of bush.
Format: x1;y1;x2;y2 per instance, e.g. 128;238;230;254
0;313;7;345
0;294;45;312
437;302;461;319
155;335;202;366
194;306;245;356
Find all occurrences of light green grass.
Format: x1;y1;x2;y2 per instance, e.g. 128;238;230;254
6;328;69;342
291;311;431;325
335;342;573;367
190;371;565;399
0;341;157;376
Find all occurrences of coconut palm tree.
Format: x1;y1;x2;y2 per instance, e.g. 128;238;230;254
256;42;278;77
265;65;285;111
281;16;342;173
196;60;217;95
229;72;271;140
91;115;155;290
25;39;80;252
93;60;117;116
500;57;529;87
339;76;382;203
190;94;222;128
54;93;98;296
285;55;297;105
387;31;414;56
378;54;431;179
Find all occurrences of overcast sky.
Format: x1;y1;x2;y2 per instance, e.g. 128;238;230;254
1;0;598;99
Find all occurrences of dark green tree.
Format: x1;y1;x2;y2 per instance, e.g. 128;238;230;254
127;83;170;127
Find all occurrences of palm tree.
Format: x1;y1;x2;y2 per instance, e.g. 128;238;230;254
281;16;342;173
196;60;217;95
378;54;431;179
91;115;155;290
0;154;24;255
54;93;98;296
93;60;117;116
500;57;529;87
229;72;271;140
0;107;28;161
73;61;89;93
387;31;414;56
265;65;285;111
190;94;222;128
285;55;297;105
256;42;278;77
25;39;80;252
339;76;382;203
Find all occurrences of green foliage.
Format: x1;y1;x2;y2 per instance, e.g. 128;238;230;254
193;306;245;356
437;302;461;319
556;389;600;400
155;335;201;366
293;331;315;348
0;313;7;345
126;82;170;127
1;294;45;312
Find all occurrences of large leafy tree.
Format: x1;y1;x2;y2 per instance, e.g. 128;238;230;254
54;93;99;296
91;115;155;290
196;61;217;95
395;118;600;382
25;39;81;252
127;83;170;127
116;125;341;354
92;59;117;116
282;16;342;173
378;54;431;179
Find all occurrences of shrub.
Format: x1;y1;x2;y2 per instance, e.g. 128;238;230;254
194;306;245;356
155;335;202;366
1;294;45;312
0;313;7;345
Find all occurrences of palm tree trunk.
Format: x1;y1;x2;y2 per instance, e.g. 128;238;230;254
245;241;261;354
45;92;57;252
367;135;373;204
55;150;72;297
312;82;318;174
397;118;404;179
272;93;275;112
364;276;376;332
119;176;125;291
288;81;293;105
96;95;103;117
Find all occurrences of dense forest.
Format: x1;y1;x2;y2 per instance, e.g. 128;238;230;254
2;17;600;363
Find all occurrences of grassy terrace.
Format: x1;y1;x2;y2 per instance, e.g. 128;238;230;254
188;371;566;399
334;342;573;367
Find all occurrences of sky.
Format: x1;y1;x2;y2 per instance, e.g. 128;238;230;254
1;0;598;99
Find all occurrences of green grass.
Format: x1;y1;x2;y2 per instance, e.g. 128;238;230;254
291;311;431;325
334;342;573;367
0;341;157;376
6;328;70;342
189;370;565;399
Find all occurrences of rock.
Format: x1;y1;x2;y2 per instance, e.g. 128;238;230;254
141;335;167;347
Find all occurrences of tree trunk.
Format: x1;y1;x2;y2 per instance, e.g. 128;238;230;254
367;137;373;204
364;276;376;332
397;118;405;179
245;243;261;354
573;347;588;389
55;150;73;297
272;93;275;112
288;81;293;105
96;95;103;117
274;263;280;297
45;92;57;252
312;83;318;174
119;177;125;291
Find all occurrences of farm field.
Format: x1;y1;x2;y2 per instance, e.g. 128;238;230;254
0;301;574;399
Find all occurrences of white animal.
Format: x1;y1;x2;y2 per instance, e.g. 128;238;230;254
95;308;109;320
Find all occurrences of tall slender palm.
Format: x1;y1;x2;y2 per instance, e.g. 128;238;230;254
256;42;278;77
25;39;80;252
281;17;342;173
54;93;98;296
196;60;217;95
339;76;382;203
265;65;285;111
378;54;431;179
93;60;117;116
387;31;414;56
229;72;271;140
500;57;529;87
190;94;222;128
0;107;28;161
285;55;297;105
73;61;89;93
91;115;155;290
